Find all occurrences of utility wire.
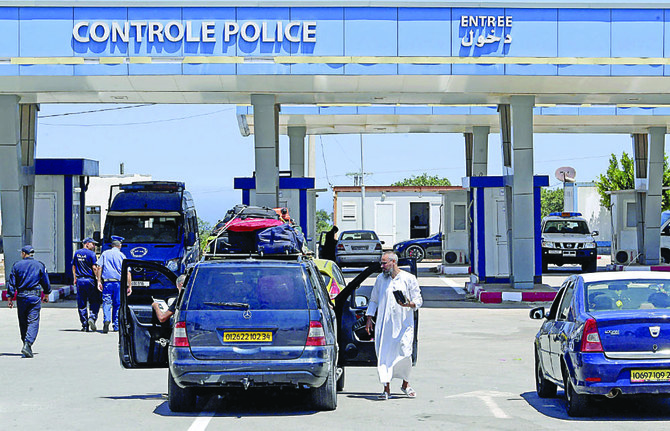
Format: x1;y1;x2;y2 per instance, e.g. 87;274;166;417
39;104;154;118
319;136;334;189
39;107;235;127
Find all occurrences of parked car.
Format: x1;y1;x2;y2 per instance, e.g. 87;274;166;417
393;232;443;263
119;257;339;412
530;271;670;417
314;258;347;301
335;230;383;268
119;256;419;412
540;212;598;273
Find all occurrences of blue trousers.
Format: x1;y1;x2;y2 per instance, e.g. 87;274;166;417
102;281;121;331
77;278;101;327
16;295;41;345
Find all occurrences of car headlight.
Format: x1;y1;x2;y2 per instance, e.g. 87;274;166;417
584;241;597;248
542;241;555;248
166;258;180;272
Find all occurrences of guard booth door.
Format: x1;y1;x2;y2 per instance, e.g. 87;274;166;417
410;202;429;239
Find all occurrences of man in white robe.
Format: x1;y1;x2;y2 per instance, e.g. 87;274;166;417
366;251;423;400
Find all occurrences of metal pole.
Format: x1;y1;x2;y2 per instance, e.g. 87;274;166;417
360;134;365;230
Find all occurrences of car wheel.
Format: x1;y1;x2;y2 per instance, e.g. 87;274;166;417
662;249;670;264
564;371;589;417
582;258;597;273
405;245;425;263
535;351;557;398
311;360;337;411
336;366;345;392
168;370;196;413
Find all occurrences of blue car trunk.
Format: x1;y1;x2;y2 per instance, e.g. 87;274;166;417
593;311;670;353
185;309;310;360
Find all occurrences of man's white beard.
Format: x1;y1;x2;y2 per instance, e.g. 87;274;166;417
382;267;393;277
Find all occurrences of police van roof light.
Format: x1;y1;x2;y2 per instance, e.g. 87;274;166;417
548;212;582;217
120;181;185;192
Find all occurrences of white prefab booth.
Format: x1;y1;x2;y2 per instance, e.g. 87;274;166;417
609;189;639;264
440;189;470;264
333;186;465;248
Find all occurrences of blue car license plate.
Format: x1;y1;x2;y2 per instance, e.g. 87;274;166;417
631;369;670;383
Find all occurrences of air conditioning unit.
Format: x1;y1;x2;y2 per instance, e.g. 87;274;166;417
613;249;638;265
443;249;468;265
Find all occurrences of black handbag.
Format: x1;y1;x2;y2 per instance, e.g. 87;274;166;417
353;315;374;341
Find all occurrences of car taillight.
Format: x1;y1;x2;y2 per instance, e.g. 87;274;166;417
306;321;326;346
337;244;345;251
375;243;382;250
581;318;603;352
329;280;341;300
173;321;189;347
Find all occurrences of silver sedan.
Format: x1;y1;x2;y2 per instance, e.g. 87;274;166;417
335;230;383;268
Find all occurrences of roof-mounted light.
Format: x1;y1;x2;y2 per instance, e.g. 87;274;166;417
120;181;184;192
548;212;582;217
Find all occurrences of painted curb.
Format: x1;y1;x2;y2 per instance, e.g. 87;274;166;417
466;281;558;304
437;265;470;275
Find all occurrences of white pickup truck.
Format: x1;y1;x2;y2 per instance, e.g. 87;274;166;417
540;212;599;273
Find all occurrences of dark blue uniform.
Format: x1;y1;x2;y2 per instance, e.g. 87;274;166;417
7;257;52;346
72;247;101;330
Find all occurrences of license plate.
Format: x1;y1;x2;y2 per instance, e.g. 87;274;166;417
631;369;670;383
131;281;150;287
352;246;367;251
563;251;576;257
223;332;272;342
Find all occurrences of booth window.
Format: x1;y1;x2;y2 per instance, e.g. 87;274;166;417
453;204;466;231
342;203;357;221
626;202;637;228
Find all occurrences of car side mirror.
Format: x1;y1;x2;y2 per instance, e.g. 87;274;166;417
380;240;385;245
354;295;368;308
529;306;546;320
592;230;599;237
93;231;101;242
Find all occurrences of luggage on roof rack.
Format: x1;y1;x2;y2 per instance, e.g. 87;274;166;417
205;205;308;258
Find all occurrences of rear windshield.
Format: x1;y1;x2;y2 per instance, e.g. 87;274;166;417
586;279;670;311
341;231;378;241
543;220;590;235
186;266;309;310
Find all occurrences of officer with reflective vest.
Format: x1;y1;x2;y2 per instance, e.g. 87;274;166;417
72;237;100;332
95;236;132;333
6;245;52;358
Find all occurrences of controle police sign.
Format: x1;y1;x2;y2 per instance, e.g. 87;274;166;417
73;20;317;43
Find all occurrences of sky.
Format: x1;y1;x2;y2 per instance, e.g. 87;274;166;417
35;103;638;225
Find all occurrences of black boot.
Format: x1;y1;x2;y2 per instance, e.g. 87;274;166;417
21;341;33;358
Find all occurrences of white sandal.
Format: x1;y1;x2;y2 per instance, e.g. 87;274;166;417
400;386;416;398
378;391;390;400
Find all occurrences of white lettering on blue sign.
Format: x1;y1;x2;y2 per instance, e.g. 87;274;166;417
459;15;512;48
73;21;317;44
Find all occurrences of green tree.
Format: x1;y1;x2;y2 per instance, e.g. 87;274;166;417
540;187;564;218
595;152;670;210
391;173;452;187
316;210;332;235
197;217;213;251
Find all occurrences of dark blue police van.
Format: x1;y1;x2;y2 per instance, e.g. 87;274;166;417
98;181;200;275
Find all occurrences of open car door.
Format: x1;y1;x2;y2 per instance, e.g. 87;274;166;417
334;258;419;368
119;259;178;369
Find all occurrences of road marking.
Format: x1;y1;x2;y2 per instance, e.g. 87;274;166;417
439;276;467;295
188;415;213;431
445;390;513;419
187;397;218;431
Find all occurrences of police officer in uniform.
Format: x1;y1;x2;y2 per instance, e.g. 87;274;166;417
6;245;52;358
95;236;132;333
72;237;100;332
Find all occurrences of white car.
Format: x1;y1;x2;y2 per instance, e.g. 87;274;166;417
541;212;598;273
335;230;383;268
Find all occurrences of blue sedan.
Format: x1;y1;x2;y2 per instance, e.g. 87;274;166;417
530;271;670;417
393;232;443;263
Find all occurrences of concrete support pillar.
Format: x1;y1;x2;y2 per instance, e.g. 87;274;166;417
643;127;665;264
510;96;535;289
464;133;473;177
307;135;316;178
20;104;37;245
472;126;489;176
251;94;279;208
288;126;306;178
0;95;24;280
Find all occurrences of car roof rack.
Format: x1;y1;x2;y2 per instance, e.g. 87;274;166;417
201;251;312;262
